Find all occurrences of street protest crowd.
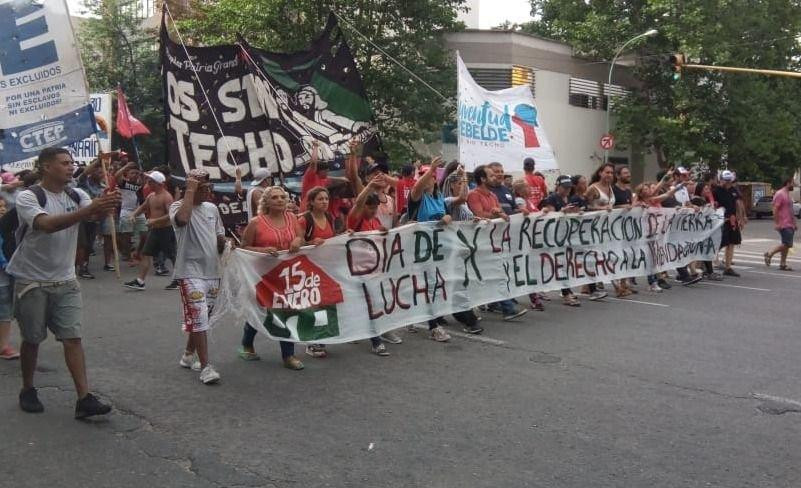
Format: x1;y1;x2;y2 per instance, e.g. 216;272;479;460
0;143;796;419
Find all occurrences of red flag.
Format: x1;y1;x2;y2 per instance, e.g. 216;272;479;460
116;86;151;138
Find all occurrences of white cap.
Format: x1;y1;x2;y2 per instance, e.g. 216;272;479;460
676;166;690;174
720;170;735;182
146;170;166;184
251;168;272;187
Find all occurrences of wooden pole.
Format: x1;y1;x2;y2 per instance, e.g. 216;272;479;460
99;155;121;279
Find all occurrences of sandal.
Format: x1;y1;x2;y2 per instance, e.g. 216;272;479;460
237;348;261;361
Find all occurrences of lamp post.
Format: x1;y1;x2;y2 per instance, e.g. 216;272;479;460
604;29;658;163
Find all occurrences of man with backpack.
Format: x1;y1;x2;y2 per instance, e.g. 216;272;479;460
6;148;120;419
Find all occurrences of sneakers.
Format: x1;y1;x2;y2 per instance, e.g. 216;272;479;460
305;345;327;358
0;346;20;360
103;264;116;272
179;352;201;371
703;272;723;281
503;309;528;320
649;283;663;293
657;278;672;289
372;343;390;356
77;265;95;279
562;295;581;307
154;267;170;276
588;290;608;301
19;387;44;413
462;322;484;335
678;274;703;285
722;268;740;277
405;324;418;333
283;356;305;370
75;392;112;419
164;280;179;290
123;278;145;291
430;326;451;342
199;365;221;384
529;301;545;311
381;330;403;344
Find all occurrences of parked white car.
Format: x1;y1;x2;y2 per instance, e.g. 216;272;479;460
752;196;801;218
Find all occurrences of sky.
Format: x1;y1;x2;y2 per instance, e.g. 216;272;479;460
478;0;534;29
65;0;535;27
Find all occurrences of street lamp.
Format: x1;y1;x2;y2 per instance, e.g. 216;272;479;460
604;29;658;163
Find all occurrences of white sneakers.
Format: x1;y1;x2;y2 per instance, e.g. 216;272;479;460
199;365;220;385
649;283;663;293
179;352;201;371
179;352;220;384
430;326;451;342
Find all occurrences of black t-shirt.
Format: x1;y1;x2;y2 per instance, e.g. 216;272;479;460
540;192;568;211
491;185;517;215
713;185;740;216
569;194;588;210
613;185;632;206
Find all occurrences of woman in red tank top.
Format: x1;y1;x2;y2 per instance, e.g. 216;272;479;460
239;187;305;370
295;186;337;358
296;186;336;245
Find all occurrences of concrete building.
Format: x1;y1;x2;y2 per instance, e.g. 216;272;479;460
442;29;659;182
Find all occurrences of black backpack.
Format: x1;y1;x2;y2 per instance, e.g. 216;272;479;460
300;211;334;241
0;185;82;261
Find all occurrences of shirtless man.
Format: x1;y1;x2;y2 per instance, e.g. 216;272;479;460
124;171;176;291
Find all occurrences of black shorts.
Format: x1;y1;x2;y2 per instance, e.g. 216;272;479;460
77;221;98;250
142;227;176;260
720;221;742;247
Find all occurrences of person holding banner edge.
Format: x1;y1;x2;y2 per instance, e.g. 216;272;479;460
239;186;306;370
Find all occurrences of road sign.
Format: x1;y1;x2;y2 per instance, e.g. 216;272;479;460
600;134;615;150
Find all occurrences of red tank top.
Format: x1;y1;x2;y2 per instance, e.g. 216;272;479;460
297;214;335;240
252;212;298;250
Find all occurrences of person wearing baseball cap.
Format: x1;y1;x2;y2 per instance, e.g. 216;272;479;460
540;174;586;307
124;170;177;291
713;169;744;276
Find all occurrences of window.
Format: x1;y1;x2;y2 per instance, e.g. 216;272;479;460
468;67;535;97
568;77;629;111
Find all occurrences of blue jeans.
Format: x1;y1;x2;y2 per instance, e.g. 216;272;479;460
492;299;516;315
242;323;295;359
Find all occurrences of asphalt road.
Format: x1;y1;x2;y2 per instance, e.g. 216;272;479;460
1;220;800;488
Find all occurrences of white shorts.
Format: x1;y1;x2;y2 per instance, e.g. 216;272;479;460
178;278;220;333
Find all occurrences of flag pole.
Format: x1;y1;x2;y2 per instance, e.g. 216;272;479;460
99;154;121;279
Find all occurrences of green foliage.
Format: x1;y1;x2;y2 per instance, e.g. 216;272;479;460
522;0;801;185
176;0;467;165
77;0;164;168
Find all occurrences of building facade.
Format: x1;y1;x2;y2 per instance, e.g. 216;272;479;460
442;30;659;181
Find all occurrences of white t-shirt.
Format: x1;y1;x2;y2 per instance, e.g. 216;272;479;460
246;186;261;220
170;201;225;279
6;187;91;282
119;180;142;214
675;186;690;205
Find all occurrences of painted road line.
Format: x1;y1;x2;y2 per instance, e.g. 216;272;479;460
742;238;775;243
735;250;801;262
606;297;669;308
698;282;771;292
411;323;507;346
742;270;801;279
753;393;801;409
448;330;507;346
730;264;755;270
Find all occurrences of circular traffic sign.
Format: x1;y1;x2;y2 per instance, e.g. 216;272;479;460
600;134;615;150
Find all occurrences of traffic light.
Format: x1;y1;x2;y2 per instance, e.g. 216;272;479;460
668;53;686;80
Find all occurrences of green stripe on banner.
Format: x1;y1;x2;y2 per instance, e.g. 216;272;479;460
258;55;320;91
311;71;373;121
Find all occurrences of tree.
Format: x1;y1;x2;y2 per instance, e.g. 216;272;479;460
520;0;801;185
175;0;467;164
77;0;164;167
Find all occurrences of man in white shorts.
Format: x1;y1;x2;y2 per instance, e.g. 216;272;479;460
170;169;226;384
